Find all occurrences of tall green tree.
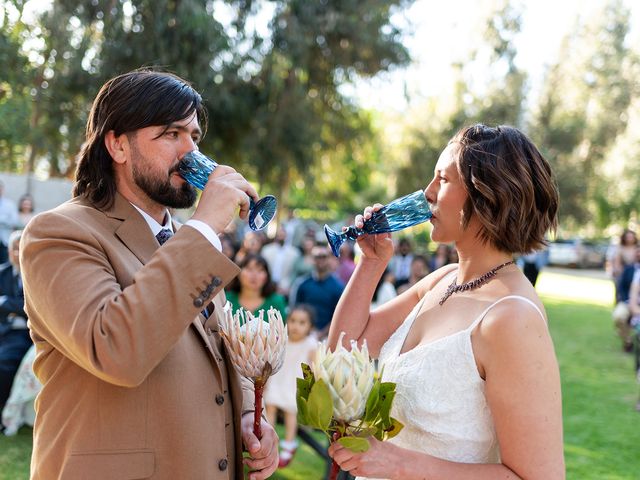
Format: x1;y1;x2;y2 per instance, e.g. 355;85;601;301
2;0;414;216
529;0;638;232
463;0;527;126
0;4;32;171
599;97;640;227
396;0;526;196
0;0;111;180
218;0;414;212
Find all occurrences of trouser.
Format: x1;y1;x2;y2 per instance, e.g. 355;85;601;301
0;242;7;264
523;262;540;286
0;328;33;413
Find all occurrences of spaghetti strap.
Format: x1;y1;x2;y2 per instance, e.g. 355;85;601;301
467;295;546;331
411;290;430;320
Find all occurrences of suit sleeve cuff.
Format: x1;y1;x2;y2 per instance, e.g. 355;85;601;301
184;220;222;252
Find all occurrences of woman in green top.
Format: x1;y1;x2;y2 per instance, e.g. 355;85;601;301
226;253;288;321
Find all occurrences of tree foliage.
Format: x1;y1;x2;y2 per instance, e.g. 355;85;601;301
396;0;527;196
0;0;413;219
397;0;639;235
0;0;638;233
528;0;639;232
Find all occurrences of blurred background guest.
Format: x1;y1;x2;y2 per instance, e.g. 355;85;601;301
613;244;640;352
0;182;18;264
261;227;300;298
17;194;35;228
611;229;638;303
289;244;344;339
282;210;305;248
396;254;430;295
233;230;265;264
219;232;238;260
291;234;316;282
264;304;318;468
517;247;549;287
0;231;29;422
226;253;288;320
370;270;397;310
448;247;459;265
388;237;414;288
336;241;356;285
429;243;452;272
2;344;39;436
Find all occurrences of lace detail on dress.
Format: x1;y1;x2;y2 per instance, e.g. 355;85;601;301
357;294;545;479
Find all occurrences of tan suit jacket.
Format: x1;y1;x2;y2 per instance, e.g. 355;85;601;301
21;193;253;479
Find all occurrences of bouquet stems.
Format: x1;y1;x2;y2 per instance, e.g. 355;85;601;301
254;382;264;439
329;431;342;480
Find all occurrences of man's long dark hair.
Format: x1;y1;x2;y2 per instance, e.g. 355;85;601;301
73;68;208;209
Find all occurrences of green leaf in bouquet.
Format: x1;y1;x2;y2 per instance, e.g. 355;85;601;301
363;379;381;423
338;436;370;453
301;362;315;384
379;382;396;396
383;417;404;440
307;379;333;431
296;395;310;425
379;390;396;427
296;368;315;426
296;375;313;401
352;426;378;438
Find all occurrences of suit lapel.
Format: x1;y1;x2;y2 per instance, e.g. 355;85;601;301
192;313;215;352
105;194;158;265
192;307;226;386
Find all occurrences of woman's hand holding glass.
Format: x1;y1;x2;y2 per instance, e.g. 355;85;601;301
351;203;395;263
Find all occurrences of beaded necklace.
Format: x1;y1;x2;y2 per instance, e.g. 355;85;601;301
438;260;515;306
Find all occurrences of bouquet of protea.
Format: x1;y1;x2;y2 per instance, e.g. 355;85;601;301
296;332;403;479
219;303;287;438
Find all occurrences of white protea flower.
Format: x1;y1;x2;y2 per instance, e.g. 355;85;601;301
219;303;287;385
311;332;376;422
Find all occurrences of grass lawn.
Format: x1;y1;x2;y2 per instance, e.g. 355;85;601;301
1;268;638;479
539;270;640;479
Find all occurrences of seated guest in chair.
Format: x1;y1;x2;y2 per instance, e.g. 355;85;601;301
0;230;30;418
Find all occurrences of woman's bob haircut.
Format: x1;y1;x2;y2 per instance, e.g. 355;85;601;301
451;124;558;254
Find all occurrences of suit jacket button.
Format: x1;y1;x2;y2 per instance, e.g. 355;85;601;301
216;394;225;405
218;459;228;471
193;297;204;308
212;276;222;287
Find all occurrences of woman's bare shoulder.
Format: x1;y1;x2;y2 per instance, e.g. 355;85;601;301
477;291;549;345
473;290;555;380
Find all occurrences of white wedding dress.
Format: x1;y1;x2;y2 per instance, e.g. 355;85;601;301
357;290;545;480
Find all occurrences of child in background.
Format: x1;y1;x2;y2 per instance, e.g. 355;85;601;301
264;304;318;468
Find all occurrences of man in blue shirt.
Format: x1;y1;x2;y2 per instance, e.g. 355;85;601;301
290;244;344;339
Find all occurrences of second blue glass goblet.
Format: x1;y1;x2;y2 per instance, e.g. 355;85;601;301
324;190;433;257
178;150;277;231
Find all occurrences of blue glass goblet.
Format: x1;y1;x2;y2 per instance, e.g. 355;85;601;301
178;150;277;231
324;190;433;257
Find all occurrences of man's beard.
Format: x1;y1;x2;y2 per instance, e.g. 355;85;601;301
130;149;198;209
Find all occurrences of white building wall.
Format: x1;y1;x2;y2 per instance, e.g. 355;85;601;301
0;173;73;214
